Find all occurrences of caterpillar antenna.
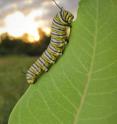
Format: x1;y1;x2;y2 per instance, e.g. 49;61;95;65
52;0;62;10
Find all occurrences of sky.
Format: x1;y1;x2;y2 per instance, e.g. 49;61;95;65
0;0;79;42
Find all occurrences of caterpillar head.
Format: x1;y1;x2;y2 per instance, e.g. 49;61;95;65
61;8;74;25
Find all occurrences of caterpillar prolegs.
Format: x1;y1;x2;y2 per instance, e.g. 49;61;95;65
26;0;74;84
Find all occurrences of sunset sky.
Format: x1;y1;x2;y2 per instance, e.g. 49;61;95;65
0;0;78;43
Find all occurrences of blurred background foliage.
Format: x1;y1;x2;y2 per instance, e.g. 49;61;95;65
0;29;50;56
0;32;50;124
0;56;34;124
0;28;50;124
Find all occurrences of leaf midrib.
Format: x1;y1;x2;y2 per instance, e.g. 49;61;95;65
73;0;99;123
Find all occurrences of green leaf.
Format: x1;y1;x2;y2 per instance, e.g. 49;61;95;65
9;0;117;124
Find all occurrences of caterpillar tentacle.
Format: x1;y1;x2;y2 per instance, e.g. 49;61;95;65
26;7;74;84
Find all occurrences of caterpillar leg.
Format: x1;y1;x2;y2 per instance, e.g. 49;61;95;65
26;65;42;84
26;74;39;84
43;52;55;64
26;73;36;84
35;59;47;72
59;52;63;56
27;79;35;84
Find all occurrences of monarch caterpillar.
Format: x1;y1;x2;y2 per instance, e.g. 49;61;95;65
26;0;74;84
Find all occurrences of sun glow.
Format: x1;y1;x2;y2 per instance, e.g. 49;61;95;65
0;9;51;43
42;27;51;36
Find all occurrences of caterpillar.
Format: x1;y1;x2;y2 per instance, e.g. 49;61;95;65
26;0;74;84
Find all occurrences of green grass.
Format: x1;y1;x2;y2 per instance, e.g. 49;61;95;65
0;55;37;124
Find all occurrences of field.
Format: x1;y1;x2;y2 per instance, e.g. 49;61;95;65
0;56;37;124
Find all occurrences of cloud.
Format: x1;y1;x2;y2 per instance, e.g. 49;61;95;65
0;0;79;28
